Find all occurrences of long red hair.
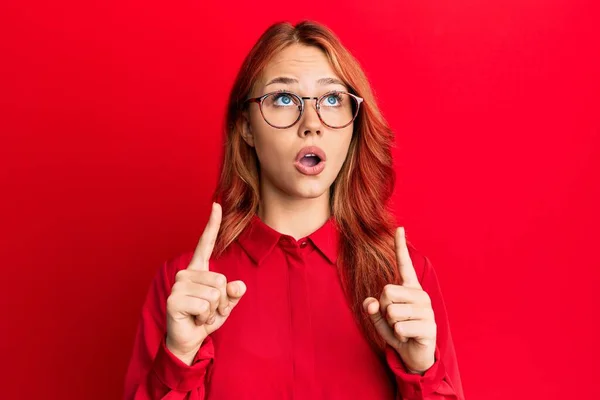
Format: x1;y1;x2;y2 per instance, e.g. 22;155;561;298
211;20;401;353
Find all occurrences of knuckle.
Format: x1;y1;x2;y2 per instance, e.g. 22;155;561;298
166;294;179;312
193;315;204;326
394;322;403;335
385;305;396;318
171;280;185;294
421;291;432;305
197;299;209;314
175;269;188;282
213;273;227;287
209;288;221;303
383;284;395;297
386;316;395;327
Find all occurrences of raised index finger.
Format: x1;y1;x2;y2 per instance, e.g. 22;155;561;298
188;202;222;271
395;227;421;288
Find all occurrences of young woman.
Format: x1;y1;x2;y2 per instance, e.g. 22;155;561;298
124;21;464;400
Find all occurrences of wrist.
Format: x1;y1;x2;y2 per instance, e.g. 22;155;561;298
406;367;427;376
401;353;435;375
165;338;202;366
405;358;435;375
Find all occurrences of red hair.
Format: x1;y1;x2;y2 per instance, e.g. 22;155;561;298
211;20;401;353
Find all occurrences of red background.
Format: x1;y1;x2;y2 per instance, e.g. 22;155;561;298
1;1;599;399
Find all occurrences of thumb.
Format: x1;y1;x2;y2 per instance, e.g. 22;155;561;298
363;297;403;346
226;280;247;308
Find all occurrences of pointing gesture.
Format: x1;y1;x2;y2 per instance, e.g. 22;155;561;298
363;227;436;374
188;201;223;272
395;227;421;289
165;203;247;365
187;202;232;320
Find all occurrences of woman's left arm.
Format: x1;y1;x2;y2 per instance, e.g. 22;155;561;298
364;228;465;400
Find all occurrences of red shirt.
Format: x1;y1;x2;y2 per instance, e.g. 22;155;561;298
124;214;464;399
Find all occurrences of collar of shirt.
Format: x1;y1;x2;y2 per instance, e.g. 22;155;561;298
237;214;339;266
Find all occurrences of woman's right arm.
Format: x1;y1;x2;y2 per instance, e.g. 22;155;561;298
123;203;246;399
123;258;215;400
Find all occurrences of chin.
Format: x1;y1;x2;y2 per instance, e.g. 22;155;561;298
267;169;333;199
293;182;331;199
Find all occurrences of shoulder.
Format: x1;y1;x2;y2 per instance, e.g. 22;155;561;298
156;251;194;286
405;240;435;287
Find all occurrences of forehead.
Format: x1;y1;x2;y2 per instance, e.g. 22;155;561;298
259;44;340;86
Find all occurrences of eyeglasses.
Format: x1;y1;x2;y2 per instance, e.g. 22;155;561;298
244;90;364;129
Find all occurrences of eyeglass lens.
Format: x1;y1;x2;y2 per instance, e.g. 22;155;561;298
261;92;357;128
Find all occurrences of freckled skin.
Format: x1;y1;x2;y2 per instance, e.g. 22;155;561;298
241;44;354;201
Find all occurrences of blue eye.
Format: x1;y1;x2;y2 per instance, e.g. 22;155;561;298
323;94;341;106
273;94;294;106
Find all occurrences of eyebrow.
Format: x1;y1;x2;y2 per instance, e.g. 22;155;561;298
265;76;347;88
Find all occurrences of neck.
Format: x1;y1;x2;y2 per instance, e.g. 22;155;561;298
257;183;331;241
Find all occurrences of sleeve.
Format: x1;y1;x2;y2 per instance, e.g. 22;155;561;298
385;256;465;400
123;259;215;400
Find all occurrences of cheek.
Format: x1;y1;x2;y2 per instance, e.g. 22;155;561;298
250;117;277;160
330;130;354;167
253;132;292;168
250;114;300;166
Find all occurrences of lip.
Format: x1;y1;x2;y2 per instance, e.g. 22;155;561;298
295;146;327;162
294;146;327;176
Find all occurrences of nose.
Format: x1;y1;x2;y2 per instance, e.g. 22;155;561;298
298;98;322;137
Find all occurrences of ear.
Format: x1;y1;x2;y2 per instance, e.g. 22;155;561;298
240;111;255;148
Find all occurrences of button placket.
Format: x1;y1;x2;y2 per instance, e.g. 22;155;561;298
282;237;316;397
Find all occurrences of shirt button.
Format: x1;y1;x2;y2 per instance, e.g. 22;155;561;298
300;241;308;248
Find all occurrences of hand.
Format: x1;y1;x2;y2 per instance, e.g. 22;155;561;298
363;227;436;374
165;202;247;365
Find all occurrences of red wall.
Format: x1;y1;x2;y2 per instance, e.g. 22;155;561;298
1;1;598;398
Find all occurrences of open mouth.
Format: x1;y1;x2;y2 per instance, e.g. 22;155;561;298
299;154;322;167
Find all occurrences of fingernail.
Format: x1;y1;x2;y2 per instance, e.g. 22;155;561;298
234;282;243;296
223;305;231;315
